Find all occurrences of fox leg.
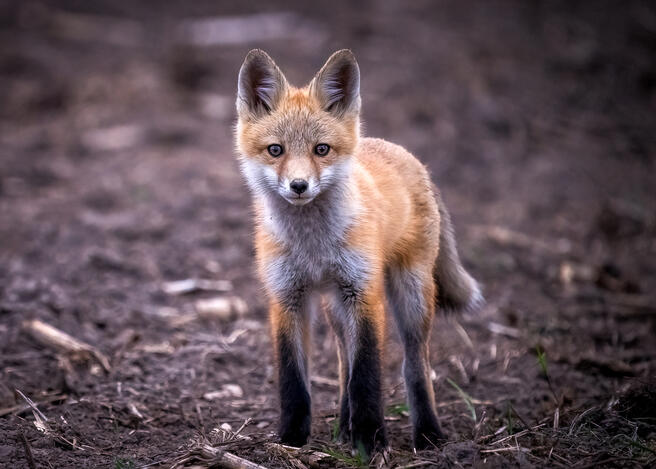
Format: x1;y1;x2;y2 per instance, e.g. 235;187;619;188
338;283;388;456
387;264;446;449
270;298;312;447
324;304;351;441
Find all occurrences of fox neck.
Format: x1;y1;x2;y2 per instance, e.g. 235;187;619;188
261;160;358;251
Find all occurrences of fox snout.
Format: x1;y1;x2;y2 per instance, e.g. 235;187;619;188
289;179;308;194
279;175;318;205
275;155;320;205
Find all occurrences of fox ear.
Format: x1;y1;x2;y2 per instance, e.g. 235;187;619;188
237;49;288;118
311;49;360;116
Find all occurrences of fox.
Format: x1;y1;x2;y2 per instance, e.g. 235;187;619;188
234;49;482;456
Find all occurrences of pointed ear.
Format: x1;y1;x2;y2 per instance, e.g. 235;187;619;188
311;50;360;116
237;49;288;118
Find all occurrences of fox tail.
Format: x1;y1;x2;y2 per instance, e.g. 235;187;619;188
433;188;483;313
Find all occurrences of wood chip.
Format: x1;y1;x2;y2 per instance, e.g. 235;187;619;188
486;322;521;339
196;296;248;321
310;375;339;387
162;278;232;295
203;384;244;401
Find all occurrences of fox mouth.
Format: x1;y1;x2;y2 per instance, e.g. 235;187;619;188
283;194;314;206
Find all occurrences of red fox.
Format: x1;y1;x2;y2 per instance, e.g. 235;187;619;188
235;49;482;456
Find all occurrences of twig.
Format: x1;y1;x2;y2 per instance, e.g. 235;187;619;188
171;443;269;469
215;451;269;469
233;418;252;438
267;443;334;468
266;444;308;469
22;320;110;372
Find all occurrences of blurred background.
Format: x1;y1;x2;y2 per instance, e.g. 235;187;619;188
1;1;655;468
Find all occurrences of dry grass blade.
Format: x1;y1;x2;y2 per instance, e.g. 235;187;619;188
16;389;92;451
488;423;546;446
480;445;530;454
22;320;111;372
446;378;477;421
568;406;599;436
15;389;49;422
0;394;67;418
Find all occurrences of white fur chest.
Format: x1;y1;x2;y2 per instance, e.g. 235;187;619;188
259;189;368;298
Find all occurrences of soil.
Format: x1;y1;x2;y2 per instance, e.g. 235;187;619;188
1;1;655;468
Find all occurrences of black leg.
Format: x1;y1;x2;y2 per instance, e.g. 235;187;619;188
386;265;446;450
404;341;445;449
277;330;311;446
348;319;387;456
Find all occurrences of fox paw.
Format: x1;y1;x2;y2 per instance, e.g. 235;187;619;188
279;414;310;447
413;425;447;450
351;425;388;459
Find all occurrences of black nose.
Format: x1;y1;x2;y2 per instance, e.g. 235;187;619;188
290;179;308;194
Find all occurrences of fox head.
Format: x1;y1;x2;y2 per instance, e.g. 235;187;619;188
235;49;360;206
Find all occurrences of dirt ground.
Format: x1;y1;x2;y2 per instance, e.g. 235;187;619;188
1;1;655;468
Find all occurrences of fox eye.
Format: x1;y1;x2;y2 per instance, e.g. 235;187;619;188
314;143;330;156
267;144;283;157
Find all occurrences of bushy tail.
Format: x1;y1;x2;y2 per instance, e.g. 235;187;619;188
433;188;483;313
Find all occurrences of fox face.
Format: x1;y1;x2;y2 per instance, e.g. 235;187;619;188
236;50;360;206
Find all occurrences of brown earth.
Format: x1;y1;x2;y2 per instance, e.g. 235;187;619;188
1;1;655;468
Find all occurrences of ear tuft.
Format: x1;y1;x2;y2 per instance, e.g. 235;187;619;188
311;49;360;116
237;49;288;118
